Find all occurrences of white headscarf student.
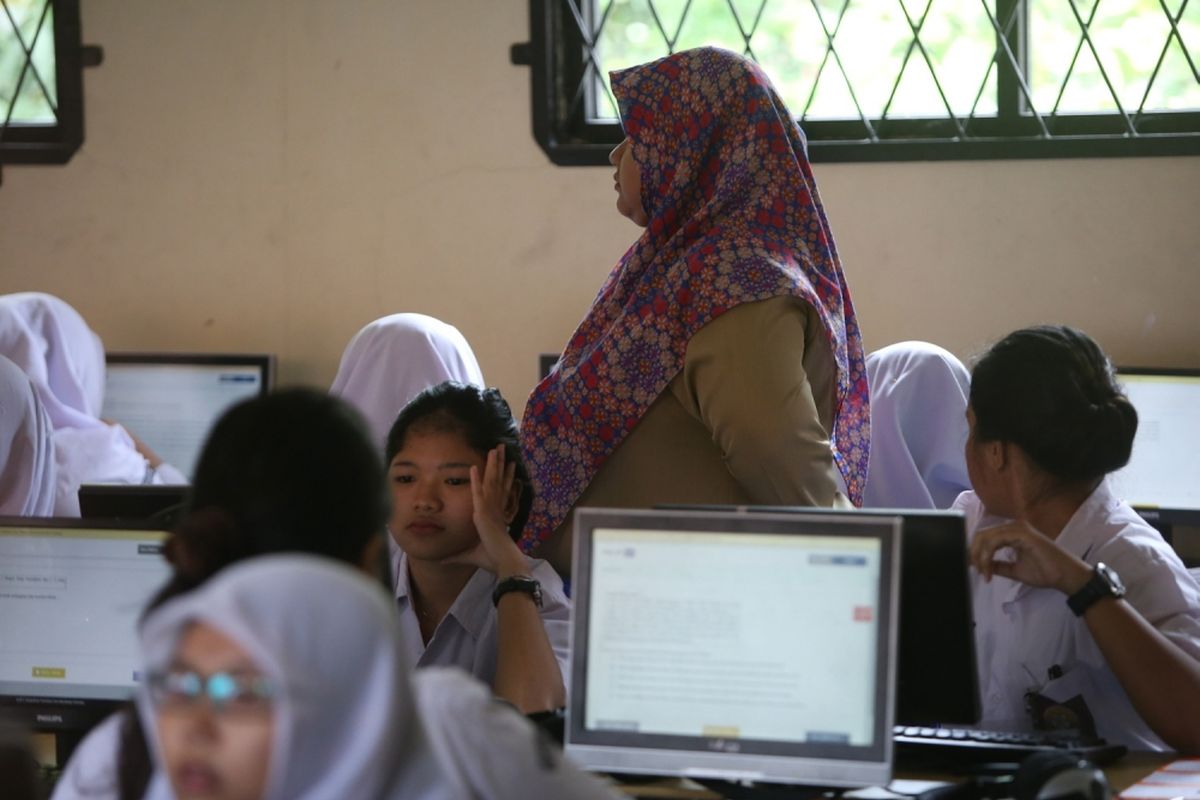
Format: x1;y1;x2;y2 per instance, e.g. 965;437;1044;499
330;313;485;449
862;341;972;509
137;555;619;800
0;293;186;516
0;355;56;516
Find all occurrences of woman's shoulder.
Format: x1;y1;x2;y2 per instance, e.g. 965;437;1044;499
50;711;124;800
412;668;619;799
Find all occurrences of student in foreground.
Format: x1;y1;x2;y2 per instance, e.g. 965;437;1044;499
139;555;619;800
960;325;1200;752
385;382;569;713
52;389;393;800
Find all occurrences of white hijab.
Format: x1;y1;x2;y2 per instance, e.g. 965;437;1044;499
138;555;461;800
0;292;151;514
0;354;56;515
330;314;484;450
863;341;972;510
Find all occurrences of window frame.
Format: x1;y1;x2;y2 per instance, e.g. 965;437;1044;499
511;0;1200;165
1;0;86;167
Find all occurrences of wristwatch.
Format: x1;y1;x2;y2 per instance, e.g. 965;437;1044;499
492;575;543;608
1066;562;1126;617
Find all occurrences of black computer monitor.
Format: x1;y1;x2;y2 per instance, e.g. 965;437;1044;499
103;352;275;480
1113;368;1200;533
78;484;189;525
658;504;980;726
0;517;172;763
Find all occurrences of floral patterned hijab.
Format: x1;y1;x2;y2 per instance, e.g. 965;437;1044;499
519;47;870;547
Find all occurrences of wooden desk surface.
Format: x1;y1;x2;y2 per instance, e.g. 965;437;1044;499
609;752;1172;799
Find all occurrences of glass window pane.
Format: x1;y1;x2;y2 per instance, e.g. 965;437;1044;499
0;0;57;124
1030;0;1200;115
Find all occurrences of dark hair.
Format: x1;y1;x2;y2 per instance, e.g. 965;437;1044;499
385;381;533;541
969;325;1138;483
114;388;388;799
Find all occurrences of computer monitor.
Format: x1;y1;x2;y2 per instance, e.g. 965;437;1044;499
0;517;172;759
102;353;275;480
756;507;979;726
657;505;981;726
567;508;900;788
1111;368;1200;528
78;484;189;525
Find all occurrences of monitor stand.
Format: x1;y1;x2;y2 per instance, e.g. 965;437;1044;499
695;778;840;800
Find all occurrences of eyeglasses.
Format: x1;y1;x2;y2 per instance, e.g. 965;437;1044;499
147;669;277;715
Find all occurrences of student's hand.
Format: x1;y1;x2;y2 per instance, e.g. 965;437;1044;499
102;417;164;468
970;520;1092;595
443;445;527;579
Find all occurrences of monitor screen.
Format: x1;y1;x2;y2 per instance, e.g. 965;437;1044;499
1111;368;1200;524
567;508;899;788
0;518;171;733
102;353;275;480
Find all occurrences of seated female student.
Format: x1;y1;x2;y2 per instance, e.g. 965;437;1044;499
140;555;620;800
961;325;1200;752
385;381;568;713
520;47;870;574
862;341;972;509
330;312;485;450
52;388;391;800
0;354;56;515
0;292;185;515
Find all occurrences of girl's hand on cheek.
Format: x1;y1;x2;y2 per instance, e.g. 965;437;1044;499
442;446;527;578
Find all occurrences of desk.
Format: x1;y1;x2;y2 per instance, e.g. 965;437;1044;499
609;753;1171;799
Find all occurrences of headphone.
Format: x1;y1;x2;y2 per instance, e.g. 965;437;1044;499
1013;751;1113;800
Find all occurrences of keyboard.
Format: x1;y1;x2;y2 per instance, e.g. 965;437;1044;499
893;725;1127;768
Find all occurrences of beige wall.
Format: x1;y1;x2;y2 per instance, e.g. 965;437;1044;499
2;0;1198;415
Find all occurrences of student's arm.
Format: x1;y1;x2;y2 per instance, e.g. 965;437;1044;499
450;446;567;713
972;521;1200;753
677;296;843;507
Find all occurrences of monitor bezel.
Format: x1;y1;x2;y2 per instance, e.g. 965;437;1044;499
0;516;171;732
1114;366;1200;526
567;507;900;787
105;351;276;391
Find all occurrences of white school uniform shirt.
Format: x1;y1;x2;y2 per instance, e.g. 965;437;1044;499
956;481;1200;751
390;538;572;687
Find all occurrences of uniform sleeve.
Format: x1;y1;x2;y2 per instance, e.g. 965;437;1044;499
50;712;123;800
531;558;572;688
149;462;188;485
413;668;622;800
673;295;841;507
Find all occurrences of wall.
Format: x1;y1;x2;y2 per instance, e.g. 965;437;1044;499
2;0;1198;415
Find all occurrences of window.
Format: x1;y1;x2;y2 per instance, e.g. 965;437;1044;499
0;0;88;176
511;0;1200;163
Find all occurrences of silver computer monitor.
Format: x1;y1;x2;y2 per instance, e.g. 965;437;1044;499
102;352;275;480
0;518;171;737
1111;368;1200;526
567;508;901;788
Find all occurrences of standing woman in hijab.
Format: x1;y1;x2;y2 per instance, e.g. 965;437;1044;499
139;555;621;800
520;47;870;572
0;355;56;515
0;293;185;515
330;313;485;450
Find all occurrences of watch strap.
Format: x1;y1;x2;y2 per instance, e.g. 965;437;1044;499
492;575;543;608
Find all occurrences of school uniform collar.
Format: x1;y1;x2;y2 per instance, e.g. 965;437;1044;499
992;479;1119;605
392;549;495;642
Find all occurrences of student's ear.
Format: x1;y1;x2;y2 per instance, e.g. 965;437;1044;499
503;479;522;525
987;440;1010;472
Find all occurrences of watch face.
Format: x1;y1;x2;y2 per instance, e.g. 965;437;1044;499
1095;562;1126;596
